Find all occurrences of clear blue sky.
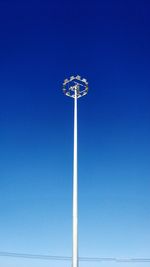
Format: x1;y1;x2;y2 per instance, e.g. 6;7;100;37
0;0;150;266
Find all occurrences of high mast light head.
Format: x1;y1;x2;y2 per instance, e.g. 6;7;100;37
63;75;88;98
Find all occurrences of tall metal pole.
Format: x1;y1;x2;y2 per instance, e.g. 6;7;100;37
62;75;88;267
73;87;78;267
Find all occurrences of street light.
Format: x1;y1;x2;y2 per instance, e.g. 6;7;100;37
63;75;88;267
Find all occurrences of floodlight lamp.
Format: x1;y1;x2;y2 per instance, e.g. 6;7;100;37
82;78;87;84
70;76;75;81
76;75;81;80
64;79;69;85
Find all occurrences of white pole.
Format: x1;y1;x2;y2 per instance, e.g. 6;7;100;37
73;87;78;267
63;75;88;267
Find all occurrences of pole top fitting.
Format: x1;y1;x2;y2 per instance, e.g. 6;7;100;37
63;75;88;99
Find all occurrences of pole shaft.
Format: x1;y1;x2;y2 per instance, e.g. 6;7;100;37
73;88;78;267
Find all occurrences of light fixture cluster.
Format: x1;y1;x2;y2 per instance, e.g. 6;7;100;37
63;75;88;98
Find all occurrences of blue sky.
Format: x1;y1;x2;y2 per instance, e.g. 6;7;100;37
0;0;150;266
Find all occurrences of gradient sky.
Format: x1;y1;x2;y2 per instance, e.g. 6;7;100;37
0;0;150;266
